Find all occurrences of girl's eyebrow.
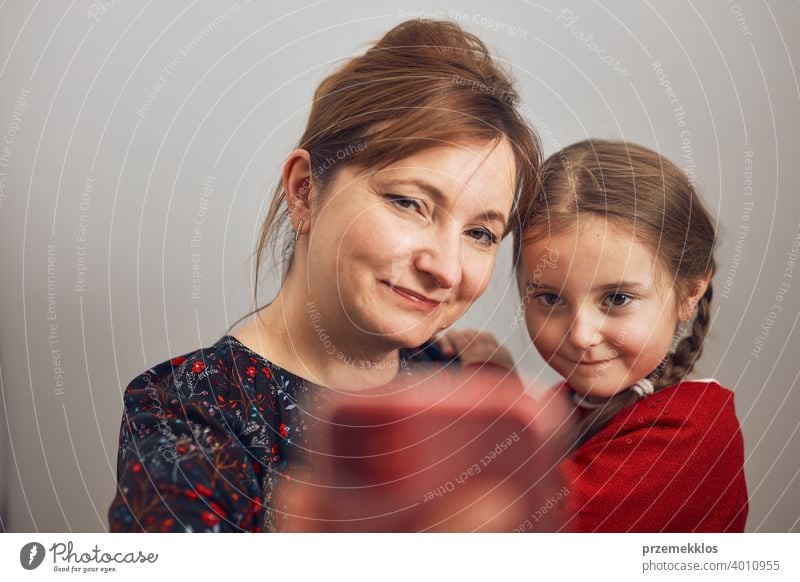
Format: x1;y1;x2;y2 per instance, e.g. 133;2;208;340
593;281;650;292
525;280;548;289
525;280;649;292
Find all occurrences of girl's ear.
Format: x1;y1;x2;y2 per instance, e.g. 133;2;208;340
282;148;315;235
679;270;712;321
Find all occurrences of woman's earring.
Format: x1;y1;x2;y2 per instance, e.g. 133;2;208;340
295;219;304;243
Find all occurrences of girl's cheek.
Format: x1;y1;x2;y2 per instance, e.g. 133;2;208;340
523;307;540;341
527;313;559;358
617;324;662;360
602;320;634;354
525;308;546;338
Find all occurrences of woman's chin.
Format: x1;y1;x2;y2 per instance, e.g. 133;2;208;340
368;318;438;349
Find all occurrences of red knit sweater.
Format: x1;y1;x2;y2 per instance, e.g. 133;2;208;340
558;380;749;532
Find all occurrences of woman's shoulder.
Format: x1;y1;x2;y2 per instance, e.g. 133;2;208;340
125;335;268;396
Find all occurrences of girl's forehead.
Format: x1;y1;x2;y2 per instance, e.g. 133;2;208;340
521;220;663;285
525;218;647;254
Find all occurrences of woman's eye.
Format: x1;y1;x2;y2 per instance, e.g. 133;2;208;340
536;293;563;307
467;227;498;246
386;194;422;212
604;293;633;308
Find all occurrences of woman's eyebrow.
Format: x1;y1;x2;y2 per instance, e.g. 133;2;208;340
380;178;508;227
379;177;442;195
479;209;508;228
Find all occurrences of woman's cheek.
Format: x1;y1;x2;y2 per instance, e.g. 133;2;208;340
347;214;416;267
444;272;486;324
467;253;495;298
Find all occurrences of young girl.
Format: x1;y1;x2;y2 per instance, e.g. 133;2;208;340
439;139;749;532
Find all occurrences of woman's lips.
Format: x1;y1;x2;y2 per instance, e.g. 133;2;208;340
382;281;441;312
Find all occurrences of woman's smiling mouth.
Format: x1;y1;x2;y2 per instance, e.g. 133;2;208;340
382;281;443;312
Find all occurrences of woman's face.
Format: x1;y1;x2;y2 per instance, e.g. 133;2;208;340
305;138;516;351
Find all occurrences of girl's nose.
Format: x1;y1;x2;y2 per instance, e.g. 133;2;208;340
567;308;604;350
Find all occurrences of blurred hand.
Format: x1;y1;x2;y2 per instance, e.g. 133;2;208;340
435;328;515;370
273;367;570;532
276;474;527;532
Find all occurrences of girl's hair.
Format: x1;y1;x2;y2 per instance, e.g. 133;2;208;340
513;139;717;450
228;19;541;334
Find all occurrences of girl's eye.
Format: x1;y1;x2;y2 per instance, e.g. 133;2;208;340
603;293;633;308
466;227;498;246
386;194;422;212
536;293;564;307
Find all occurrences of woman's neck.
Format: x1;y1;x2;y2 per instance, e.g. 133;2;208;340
234;279;404;391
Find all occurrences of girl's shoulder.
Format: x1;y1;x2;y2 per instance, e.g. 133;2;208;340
649;377;736;409
561;378;745;464
612;378;742;436
549;377;736;407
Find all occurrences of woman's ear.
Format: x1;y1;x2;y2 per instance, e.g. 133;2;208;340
282;148;315;235
679;271;713;321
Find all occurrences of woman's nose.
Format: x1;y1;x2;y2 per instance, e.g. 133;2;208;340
567;308;604;350
414;229;463;289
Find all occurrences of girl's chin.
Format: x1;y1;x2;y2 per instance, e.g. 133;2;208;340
565;377;625;399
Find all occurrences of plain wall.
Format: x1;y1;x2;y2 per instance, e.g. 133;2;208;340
0;0;798;532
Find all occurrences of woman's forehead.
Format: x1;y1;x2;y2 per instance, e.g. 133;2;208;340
350;141;517;216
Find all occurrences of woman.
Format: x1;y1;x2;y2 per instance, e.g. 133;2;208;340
108;19;541;532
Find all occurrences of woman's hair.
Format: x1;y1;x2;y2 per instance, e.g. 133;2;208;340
513;139;718;450
228;19;541;333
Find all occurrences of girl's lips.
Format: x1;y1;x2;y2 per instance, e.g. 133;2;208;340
574;357;616;366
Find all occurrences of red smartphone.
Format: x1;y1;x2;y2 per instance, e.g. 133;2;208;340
277;366;569;532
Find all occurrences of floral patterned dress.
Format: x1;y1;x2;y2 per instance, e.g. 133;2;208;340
107;334;450;532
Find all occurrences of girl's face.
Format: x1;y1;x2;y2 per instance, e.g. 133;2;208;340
519;216;681;398
306;138;516;351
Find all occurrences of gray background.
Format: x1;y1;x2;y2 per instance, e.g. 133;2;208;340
0;0;798;532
